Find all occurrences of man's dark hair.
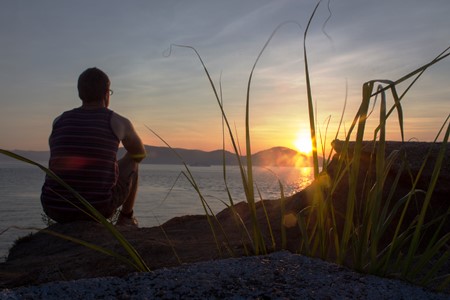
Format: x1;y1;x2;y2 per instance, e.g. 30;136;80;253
77;67;110;103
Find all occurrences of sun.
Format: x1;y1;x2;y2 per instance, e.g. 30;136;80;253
293;132;313;154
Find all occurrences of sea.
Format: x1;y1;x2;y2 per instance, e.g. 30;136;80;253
0;162;314;261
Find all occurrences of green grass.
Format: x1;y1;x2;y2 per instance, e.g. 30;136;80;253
162;1;450;291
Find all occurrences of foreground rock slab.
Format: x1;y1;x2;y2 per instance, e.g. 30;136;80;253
1;252;448;300
0;216;235;288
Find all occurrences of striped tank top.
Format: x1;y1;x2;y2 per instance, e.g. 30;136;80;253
41;108;120;220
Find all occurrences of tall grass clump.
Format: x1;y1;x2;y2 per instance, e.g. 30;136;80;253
299;43;450;290
298;3;450;290
163;22;297;255
162;42;267;254
164;0;449;290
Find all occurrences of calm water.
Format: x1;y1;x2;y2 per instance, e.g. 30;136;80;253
0;162;314;261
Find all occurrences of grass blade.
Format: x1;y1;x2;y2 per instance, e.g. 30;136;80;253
0;149;150;272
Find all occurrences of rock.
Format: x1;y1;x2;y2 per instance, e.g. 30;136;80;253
0;217;237;288
328;139;449;242
330;139;450;195
0;140;448;290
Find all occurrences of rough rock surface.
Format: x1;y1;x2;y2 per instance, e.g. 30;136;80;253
327;140;450;244
331;139;450;196
0;141;448;296
2;251;449;299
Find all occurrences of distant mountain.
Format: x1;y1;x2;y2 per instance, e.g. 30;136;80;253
1;146;315;167
123;145;312;167
252;147;313;167
134;146;239;166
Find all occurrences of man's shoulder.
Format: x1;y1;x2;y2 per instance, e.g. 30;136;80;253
52;109;75;126
111;111;132;125
110;111;135;141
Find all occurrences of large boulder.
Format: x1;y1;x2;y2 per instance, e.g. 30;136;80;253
327;139;449;240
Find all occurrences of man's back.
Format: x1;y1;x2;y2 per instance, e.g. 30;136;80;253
41;107;120;221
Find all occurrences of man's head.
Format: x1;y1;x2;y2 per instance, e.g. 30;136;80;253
77;67;110;103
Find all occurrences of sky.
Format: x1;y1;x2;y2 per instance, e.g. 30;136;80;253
1;0;449;154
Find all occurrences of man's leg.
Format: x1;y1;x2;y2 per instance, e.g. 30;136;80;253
115;153;139;225
120;167;138;215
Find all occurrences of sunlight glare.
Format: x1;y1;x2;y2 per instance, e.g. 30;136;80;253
293;131;313;154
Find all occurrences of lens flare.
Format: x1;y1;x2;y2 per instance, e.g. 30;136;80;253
293;132;313;154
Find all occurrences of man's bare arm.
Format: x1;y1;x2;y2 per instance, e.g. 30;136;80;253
111;113;146;162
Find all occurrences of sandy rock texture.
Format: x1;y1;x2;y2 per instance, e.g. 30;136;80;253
2;251;449;299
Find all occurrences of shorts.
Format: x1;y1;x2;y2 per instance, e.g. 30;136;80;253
44;156;138;223
43;172;135;223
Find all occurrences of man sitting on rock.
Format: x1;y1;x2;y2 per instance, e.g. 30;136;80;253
41;67;146;227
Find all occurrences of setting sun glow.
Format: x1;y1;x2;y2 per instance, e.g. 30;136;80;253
294;132;313;154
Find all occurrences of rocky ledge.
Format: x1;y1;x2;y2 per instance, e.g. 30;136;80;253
0;140;448;296
2;251;449;299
